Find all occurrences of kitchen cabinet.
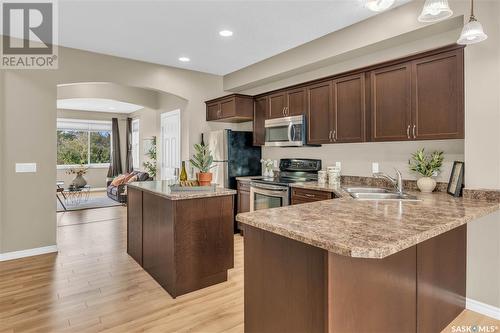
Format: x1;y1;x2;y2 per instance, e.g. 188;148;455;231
237;180;251;214
291;187;334;205
371;48;464;142
268;88;306;119
205;94;254;122
411;49;464;140
127;187;143;265
307;74;365;145
307;80;333;145
370;63;412;142
253;96;267;146
333;74;366;143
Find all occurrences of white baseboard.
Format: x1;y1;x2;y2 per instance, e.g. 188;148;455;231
0;245;58;262
466;298;500;320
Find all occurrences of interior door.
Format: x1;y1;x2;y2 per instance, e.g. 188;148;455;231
160;110;181;181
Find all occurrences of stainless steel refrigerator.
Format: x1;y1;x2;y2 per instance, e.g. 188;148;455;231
203;130;261;190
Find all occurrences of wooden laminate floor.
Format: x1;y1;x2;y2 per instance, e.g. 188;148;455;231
0;206;498;333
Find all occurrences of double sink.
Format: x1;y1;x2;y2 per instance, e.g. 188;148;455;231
345;187;420;201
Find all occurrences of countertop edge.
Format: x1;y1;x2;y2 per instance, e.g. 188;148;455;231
237;202;500;259
128;183;236;200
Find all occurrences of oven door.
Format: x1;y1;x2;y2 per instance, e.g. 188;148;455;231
250;182;290;212
265;115;304;147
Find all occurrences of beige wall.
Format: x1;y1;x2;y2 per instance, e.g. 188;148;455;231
230;0;500;308
58;82;159;109
0;46;249;254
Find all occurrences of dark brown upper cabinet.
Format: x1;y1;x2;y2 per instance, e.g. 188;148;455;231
370;47;464;142
307;80;333;145
333;74;366;143
307;74;365;145
370;63;413;142
268;88;306;119
205;94;254;123
253;96;268;146
411;49;464;140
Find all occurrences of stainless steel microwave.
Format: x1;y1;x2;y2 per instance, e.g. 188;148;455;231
264;115;305;147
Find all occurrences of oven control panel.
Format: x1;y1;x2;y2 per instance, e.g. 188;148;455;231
279;159;322;172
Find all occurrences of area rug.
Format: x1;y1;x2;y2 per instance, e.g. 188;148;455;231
57;195;124;212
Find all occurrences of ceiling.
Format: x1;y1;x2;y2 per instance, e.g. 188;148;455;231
57;98;144;113
58;0;411;75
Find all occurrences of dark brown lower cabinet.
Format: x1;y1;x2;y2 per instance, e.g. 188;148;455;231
127;187;143;265
128;187;235;298
243;224;466;333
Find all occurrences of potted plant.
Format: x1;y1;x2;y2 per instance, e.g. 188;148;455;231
409;148;444;193
143;136;157;179
66;164;88;188
190;143;215;186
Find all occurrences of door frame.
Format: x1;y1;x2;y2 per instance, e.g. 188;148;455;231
160;109;181;181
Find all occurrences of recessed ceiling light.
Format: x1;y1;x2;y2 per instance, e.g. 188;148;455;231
219;30;233;37
178;57;190;62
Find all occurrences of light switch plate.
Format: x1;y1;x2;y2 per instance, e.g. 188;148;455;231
372;162;379;174
16;163;37;173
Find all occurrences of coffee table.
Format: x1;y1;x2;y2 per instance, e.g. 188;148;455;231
63;185;91;206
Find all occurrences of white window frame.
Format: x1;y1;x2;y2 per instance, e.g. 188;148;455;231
131;118;140;170
57;118;113;169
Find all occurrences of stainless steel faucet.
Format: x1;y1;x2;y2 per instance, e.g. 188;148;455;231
373;168;404;195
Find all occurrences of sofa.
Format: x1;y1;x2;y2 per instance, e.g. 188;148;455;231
107;171;150;203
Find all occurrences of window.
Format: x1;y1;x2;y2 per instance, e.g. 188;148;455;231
131;119;140;170
57;118;112;168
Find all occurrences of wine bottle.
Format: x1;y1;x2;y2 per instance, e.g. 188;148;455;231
180;161;188;181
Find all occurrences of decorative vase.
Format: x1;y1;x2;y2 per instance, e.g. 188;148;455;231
197;172;213;186
417;177;436;193
72;174;87;188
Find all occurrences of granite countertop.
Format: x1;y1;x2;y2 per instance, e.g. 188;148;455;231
235;176;264;182
236;183;499;259
128;181;236;200
290;182;346;197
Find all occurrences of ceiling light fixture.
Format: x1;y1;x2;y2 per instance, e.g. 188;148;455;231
457;0;488;45
364;0;395;12
219;30;233;37
418;0;453;22
178;57;190;62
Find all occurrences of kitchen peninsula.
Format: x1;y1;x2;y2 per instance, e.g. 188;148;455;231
127;181;236;298
236;186;499;333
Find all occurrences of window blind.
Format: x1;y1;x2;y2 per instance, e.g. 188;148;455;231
57;118;112;132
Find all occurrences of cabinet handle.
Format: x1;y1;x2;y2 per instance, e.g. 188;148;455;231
335;129;338;141
282;107;285;117
412;124;416;139
286;106;289;116
304;193;315;198
333;129;336;142
328;130;332;142
406;125;410;139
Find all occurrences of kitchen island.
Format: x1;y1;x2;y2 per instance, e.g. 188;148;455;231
127;181;236;298
236;185;499;333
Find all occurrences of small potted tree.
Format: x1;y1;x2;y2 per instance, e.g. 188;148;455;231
190;143;215;186
409;148;444;193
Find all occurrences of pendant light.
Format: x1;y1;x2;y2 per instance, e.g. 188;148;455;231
457;0;488;45
418;0;453;22
364;0;395;12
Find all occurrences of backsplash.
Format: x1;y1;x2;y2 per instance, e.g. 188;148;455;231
262;139;464;183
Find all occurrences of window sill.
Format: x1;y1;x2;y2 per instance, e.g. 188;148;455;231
57;164;110;170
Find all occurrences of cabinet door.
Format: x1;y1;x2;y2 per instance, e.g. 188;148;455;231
220;98;235;118
237;190;251;214
253;96;268;146
307;81;334;145
286;87;306;116
333;74;366;143
412;50;464;140
127;187;143;265
370;63;412;141
268;92;286;119
207;102;220;121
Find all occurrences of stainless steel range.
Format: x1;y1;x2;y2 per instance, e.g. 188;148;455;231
250;159;321;212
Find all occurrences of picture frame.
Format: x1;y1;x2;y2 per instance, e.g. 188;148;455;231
447;161;464;197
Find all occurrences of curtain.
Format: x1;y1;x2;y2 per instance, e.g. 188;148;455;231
125;118;134;173
107;118;123;177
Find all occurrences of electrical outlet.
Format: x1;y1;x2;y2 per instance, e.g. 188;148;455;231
372;162;379;174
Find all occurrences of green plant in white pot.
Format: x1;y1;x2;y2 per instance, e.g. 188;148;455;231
409;148;444;193
190;143;215;186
